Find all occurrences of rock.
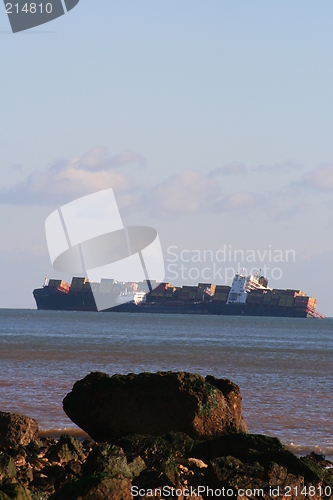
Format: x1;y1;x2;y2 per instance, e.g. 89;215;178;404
0;483;31;499
63;371;247;441
187;458;208;469
0;453;16;482
205;376;248;433
208;455;266;491
266;461;288;485
128;457;146;479
0;413;38;449
51;474;133;500
30;470;56;495
110;435;178;485
45;434;85;464
114;431;195;464
52;444;141;500
281;474;305;500
18;465;33;486
83;444;133;478
64;460;82;478
300;455;333;487
42;464;66;481
4;384;333;500
191;433;329;488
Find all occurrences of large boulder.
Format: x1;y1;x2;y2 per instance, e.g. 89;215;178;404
0;412;38;448
63;371;247;441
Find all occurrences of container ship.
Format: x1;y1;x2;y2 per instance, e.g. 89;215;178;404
33;272;325;318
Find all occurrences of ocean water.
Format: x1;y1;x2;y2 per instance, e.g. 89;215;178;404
0;309;332;458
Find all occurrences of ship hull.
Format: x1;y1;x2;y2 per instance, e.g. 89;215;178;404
33;288;310;318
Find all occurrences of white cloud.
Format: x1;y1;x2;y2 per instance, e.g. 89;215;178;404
214;192;262;212
300;164;333;190
107;151;147;169
77;147;147;171
3;148;312;222
251;161;304;174
77;146;109;171
209;161;247;177
0;147;143;207
147;170;220;218
268;202;309;222
10;163;23;172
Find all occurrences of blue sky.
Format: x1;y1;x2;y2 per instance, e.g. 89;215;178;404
1;1;333;314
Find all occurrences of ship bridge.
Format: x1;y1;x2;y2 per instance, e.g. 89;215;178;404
227;272;270;304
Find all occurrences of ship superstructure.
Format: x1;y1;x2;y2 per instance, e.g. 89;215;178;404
116;289;146;305
227;271;270;304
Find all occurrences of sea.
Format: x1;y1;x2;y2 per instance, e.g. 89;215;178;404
0;309;332;459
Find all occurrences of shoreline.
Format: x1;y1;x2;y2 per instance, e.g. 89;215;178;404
37;427;333;462
2;425;333;500
1;370;333;499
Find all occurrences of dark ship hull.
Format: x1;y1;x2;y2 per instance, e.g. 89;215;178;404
33;287;313;318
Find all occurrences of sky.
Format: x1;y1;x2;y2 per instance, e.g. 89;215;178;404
0;1;333;315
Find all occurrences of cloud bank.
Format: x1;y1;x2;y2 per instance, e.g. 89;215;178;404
1;148;329;220
0;147;145;208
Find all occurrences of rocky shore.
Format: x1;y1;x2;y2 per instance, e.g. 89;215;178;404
0;372;332;500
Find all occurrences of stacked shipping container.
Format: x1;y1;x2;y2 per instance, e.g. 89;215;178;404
212;285;231;303
48;279;70;294
245;287;317;313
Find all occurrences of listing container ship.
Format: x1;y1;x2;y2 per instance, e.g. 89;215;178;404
33;272;325;318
